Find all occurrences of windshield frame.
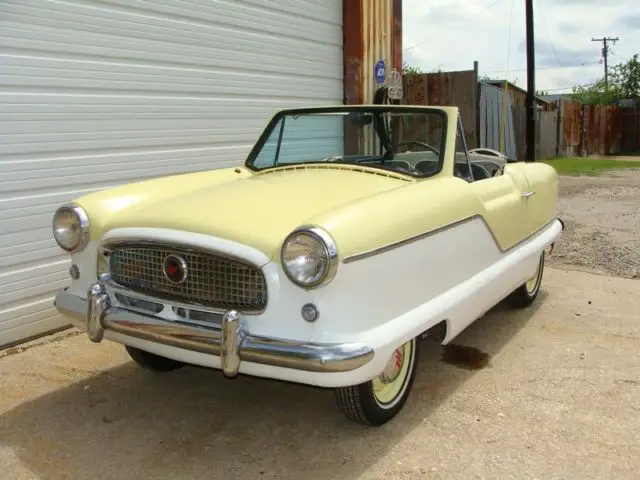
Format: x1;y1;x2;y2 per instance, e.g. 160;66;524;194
244;105;449;178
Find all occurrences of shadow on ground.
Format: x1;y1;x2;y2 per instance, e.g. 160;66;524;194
0;293;546;480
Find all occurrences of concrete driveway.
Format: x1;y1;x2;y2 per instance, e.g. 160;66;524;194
1;266;639;480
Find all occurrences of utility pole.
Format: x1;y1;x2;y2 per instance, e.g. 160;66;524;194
525;0;535;162
592;36;619;91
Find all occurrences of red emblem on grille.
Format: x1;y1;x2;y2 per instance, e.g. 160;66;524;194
163;254;188;284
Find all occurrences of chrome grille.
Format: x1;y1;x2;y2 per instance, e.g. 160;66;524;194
107;244;267;312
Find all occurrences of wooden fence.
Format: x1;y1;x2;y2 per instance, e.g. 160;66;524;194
537;110;559;159
557;100;627;156
512;108;558;160
620;102;640;153
403;70;479;148
557;99;582;157
404;70;638;159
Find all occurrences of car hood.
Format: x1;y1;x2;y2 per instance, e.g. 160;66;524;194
77;166;408;259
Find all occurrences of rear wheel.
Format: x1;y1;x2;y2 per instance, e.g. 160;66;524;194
335;337;418;426
505;251;545;308
125;346;185;372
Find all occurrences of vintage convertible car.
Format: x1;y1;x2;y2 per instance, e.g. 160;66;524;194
53;104;563;426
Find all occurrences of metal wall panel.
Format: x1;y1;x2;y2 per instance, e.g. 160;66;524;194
478;83;517;159
361;0;394;107
0;0;343;347
343;0;401;106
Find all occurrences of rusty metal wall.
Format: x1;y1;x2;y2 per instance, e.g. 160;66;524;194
343;0;400;106
362;0;394;154
343;0;401;154
404;70;479;148
361;0;394;106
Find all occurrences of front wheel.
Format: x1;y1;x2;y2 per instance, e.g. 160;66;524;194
335;337;418;426
125;346;186;372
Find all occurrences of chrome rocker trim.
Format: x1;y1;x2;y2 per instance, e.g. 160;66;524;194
54;282;374;377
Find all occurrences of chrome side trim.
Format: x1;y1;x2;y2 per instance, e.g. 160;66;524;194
343;216;562;264
54;288;375;374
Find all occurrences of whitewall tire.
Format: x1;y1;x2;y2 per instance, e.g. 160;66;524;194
505;251;545;308
335;337;418;426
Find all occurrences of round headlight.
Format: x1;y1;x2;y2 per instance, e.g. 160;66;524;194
52;204;90;252
281;227;338;288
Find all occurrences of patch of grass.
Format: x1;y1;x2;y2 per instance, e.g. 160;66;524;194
542;156;640;175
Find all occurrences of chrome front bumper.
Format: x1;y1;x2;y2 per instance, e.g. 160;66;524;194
54;283;374;377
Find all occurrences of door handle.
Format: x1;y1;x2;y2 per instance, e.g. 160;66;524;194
522;191;535;198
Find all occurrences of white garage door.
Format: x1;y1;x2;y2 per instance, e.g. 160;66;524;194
0;0;343;348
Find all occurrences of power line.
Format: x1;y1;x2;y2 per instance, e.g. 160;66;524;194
534;0;562;67
541;84;594;92
482;61;600;73
403;0;504;52
592;36;619;91
418;61;599;76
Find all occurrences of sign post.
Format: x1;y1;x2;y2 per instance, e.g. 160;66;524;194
375;60;386;85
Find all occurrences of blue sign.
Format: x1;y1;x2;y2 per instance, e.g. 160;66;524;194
375;60;386;84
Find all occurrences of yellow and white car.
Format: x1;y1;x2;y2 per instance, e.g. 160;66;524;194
53;105;563;426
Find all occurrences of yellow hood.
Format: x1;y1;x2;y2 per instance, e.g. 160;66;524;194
75;166;408;258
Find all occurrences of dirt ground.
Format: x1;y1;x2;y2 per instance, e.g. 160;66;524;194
1;167;639;479
1;267;639;480
548;169;640;279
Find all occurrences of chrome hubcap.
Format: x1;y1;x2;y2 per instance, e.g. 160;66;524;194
379;346;405;384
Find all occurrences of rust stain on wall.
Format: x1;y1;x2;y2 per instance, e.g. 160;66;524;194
343;0;401;154
343;0;402;106
343;0;363;105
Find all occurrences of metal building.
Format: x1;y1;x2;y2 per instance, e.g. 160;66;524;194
0;0;402;347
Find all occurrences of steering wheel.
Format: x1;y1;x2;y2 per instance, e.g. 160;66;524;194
393;141;439;155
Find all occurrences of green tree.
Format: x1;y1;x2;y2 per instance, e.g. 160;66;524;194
571;54;640;104
478;74;495;82
402;62;423;75
571;78;618;104
609;53;640;99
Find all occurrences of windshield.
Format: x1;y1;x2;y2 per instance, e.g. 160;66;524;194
245;107;447;178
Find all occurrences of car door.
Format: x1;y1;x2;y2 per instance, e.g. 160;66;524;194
454;116;534;251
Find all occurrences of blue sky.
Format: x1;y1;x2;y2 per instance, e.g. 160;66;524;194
402;0;639;92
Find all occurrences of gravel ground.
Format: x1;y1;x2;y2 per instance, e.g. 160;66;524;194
548;168;640;279
1;268;639;480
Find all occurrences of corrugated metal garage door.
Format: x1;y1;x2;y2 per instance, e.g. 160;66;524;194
0;0;343;347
